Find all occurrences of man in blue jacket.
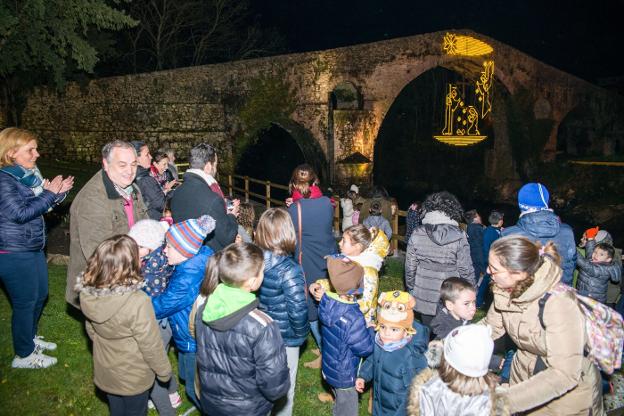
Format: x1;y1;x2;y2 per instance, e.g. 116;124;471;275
502;183;577;285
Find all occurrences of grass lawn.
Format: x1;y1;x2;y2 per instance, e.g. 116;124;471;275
0;258;410;415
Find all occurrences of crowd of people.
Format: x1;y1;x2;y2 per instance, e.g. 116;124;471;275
0;126;622;416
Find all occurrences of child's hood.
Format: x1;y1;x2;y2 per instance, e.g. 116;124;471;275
202;284;258;331
75;274;144;324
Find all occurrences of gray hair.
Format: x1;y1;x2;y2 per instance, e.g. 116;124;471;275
189;143;217;169
101;140;136;163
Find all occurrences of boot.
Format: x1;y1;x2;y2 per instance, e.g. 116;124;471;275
317;392;334;403
304;348;321;369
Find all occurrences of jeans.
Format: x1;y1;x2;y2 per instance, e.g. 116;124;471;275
616;295;624;316
0;251;48;357
273;346;299;416
107;389;150;416
332;387;358;416
500;350;515;383
310;320;322;350
150;319;177;416
178;351;199;409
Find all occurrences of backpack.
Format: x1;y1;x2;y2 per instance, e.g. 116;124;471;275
538;282;624;374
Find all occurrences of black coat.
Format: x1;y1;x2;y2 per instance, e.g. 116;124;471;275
195;300;290;416
134;166;166;220
170;172;237;252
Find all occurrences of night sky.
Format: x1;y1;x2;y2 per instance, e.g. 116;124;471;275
253;0;624;83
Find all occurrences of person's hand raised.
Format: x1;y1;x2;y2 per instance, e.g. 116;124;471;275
59;176;74;194
43;175;63;194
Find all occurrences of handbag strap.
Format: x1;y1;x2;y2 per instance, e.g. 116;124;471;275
297;202;303;265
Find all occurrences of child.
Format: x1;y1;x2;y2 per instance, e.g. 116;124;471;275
363;200;393;241
127;219;182;414
479;210;504;308
152;215;215;409
430;277;476;340
236;202;255;243
195;243;290;416
407;325;508;416
352;202;363;225
576;238;622;304
319;256;374;416
311;224;390;326
340;184;359;231
76;235;172;416
255;208;309;416
356;291;429;416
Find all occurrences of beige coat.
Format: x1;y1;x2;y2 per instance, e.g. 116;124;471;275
483;258;604;415
77;277;172;396
66;170;148;308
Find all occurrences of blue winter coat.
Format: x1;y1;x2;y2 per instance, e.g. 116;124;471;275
141;245;173;297
258;250;309;347
359;322;429;416
482;225;502;260
503;210;577;285
152;245;213;352
0;170;61;252
466;223;486;277
319;293;374;388
288;196;338;321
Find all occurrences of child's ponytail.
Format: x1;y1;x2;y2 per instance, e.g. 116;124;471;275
201;252;222;297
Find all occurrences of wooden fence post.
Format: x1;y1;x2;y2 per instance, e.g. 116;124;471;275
334;196;340;234
228;175;233;197
266;181;271;209
244;176;249;203
392;212;399;253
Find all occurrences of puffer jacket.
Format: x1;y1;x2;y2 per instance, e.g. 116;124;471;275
258;250;309;347
77;277;172;396
576;240;621;303
0;169;61;252
135;165;166;220
502;210;577;285
359;321;429;416
319;292;374;388
195;296;290;416
407;368;509;416
67;170;148;308
483;258;604;415
152;245;213;352
405;211;476;316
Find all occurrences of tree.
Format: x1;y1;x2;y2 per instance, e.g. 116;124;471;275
0;0;137;125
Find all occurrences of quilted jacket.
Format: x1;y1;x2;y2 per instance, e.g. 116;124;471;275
152;245;213;352
258;250;309;347
319;292;374;388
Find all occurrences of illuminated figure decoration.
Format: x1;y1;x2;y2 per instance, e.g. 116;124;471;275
434;33;494;146
476;61;494;118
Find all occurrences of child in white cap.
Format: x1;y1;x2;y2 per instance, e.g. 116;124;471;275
407;324;509;416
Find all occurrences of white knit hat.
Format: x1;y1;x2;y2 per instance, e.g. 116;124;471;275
350;184;359;193
128;219;169;251
444;324;494;377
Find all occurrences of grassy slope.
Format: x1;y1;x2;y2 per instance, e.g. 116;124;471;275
0;259;407;415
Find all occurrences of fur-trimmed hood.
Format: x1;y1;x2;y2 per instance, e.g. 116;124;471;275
407;368;510;416
75;273;146;323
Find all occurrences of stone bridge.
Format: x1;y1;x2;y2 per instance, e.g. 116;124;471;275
20;29;624;192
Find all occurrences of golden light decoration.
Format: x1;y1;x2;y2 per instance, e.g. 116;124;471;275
443;33;494;57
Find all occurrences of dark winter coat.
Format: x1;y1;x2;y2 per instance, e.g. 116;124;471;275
319;293;374;389
359;321;429;416
576;240;621;303
195;300;290;416
152;245;213;352
140;245;173;298
405;213;476;316
170;171;237;252
288;196;338;321
134;166;166;220
0;170;61;252
483;225;502;260
430;306;469;340
466;223;486;277
258;250;309;347
502;210;577;285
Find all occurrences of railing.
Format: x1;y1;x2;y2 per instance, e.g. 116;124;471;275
174;164;407;253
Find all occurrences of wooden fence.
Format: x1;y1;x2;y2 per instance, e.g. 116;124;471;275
174;164;407;252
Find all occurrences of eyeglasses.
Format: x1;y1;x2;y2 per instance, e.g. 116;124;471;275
486;264;507;276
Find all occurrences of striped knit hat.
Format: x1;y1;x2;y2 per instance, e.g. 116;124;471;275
165;215;216;258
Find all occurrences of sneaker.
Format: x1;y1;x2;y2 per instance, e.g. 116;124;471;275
169;392;182;408
34;335;57;351
12;352;57;369
147;400;155;410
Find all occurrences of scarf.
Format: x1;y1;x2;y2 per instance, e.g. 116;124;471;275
0;164;44;195
375;332;412;352
187;168;225;199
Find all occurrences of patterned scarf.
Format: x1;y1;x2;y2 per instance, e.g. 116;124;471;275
0;164;44;195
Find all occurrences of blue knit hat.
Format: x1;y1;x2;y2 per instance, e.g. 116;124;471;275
518;183;549;212
165;215;215;258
